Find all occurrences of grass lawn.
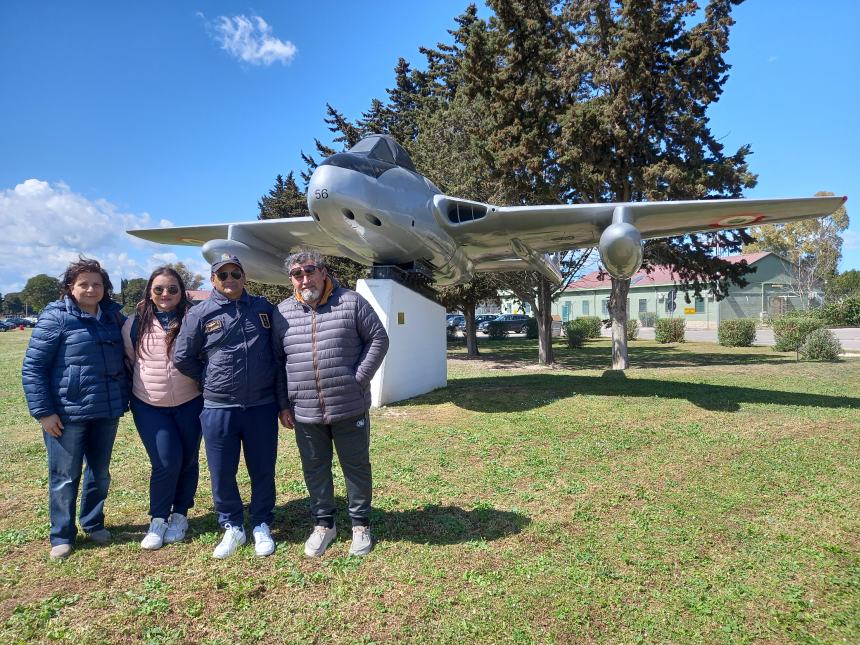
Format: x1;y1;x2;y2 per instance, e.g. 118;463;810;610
1;330;858;643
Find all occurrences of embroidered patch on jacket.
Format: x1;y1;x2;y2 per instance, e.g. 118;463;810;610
205;319;223;333
356;418;366;429
259;313;271;329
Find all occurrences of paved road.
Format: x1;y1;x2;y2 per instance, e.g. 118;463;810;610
602;327;860;352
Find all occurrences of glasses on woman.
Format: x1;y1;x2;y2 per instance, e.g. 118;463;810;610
289;265;320;279
152;285;180;296
217;270;243;281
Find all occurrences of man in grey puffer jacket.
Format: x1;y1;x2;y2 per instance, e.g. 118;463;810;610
273;249;388;557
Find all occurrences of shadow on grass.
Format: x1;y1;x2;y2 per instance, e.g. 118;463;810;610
449;338;795;370
109;498;529;548
415;370;860;413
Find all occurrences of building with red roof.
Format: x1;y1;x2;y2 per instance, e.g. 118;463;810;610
551;252;813;329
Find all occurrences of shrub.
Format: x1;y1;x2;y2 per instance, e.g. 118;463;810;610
565;319;590;348
626;319;639;341
486;321;508;339
799;328;842;361
821;297;860;327
639;311;657;327
576;316;603;339
718;319;757;347
771;316;824;352
525;317;539;339
655;318;685;343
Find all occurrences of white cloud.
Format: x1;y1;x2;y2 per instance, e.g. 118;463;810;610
0;179;199;295
205;14;297;66
843;228;860;251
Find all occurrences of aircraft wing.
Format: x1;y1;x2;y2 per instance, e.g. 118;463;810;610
128;217;371;284
127;217;348;255
435;194;847;258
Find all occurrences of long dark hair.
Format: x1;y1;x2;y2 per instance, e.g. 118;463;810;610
61;256;114;302
135;267;192;359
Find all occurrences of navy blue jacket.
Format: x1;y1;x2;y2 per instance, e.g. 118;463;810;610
22;297;130;423
173;289;279;407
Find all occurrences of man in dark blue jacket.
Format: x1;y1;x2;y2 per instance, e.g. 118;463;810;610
173;255;284;558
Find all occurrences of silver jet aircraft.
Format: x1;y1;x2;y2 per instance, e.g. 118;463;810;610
128;134;846;285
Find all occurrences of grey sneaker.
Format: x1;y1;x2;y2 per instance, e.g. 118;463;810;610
252;523;275;557
163;513;189;544
212;524;246;559
304;524;336;557
140;518;168;550
87;528;112;545
49;544;73;560
349;525;372;556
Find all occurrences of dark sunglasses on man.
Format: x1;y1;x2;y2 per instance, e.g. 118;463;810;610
152;285;180;296
216;270;243;281
289;265;321;279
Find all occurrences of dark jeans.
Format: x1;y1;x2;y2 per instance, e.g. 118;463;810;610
43;418;119;546
130;395;203;520
201;403;278;528
294;412;371;528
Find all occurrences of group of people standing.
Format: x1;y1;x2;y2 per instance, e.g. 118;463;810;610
21;249;389;561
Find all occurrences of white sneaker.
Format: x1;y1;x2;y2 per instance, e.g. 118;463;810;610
141;518;168;550
252;523;275;557
349;525;372;556
212;524;246;559
304;524;336;557
163;513;189;544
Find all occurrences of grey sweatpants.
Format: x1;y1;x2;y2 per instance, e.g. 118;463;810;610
293;412;371;528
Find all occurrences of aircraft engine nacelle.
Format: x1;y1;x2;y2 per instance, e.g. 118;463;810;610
598;222;643;279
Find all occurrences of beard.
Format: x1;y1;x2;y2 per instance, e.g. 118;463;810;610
300;286;321;303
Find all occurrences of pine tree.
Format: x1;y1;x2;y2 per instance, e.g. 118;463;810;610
258;172;308;220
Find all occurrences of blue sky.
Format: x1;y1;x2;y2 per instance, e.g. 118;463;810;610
1;1;857;296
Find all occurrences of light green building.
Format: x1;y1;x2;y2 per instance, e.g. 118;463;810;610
551;252;811;329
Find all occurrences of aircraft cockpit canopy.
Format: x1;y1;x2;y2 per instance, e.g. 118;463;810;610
348;135;417;172
320;135;417;178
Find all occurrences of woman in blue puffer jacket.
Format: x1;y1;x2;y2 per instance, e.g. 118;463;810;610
22;257;130;560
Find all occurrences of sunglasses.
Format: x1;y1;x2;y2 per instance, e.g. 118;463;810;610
289;265;321;279
152;285;180;296
216;270;243;281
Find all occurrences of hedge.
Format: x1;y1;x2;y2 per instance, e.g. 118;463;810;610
718;319;756;347
771;316;824;352
655;318;685;343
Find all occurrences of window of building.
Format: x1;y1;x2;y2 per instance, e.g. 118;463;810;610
695;296;705;314
601;299;608;315
582;300;589;315
639;298;647;313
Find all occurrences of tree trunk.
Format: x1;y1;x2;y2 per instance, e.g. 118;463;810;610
463;303;479;357
537;276;554;365
609;277;631;370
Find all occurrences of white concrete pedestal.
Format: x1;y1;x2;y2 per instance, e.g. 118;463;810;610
356;279;447;407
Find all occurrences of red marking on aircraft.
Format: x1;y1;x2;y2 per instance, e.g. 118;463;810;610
708;213;765;228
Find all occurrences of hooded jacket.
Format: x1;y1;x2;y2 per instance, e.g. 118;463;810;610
22;297;130;422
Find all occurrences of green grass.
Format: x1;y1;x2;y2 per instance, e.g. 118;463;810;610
1;330;858;643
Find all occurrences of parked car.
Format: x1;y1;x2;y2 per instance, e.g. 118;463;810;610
0;320;14;332
478;314;531;334
456;314;499;331
446;315;465;332
4;317;35;328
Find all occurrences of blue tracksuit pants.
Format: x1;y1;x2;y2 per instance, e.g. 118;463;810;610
200;402;278;528
130;395;203;520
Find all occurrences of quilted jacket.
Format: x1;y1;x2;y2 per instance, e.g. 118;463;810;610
22;297;130;422
122;316;201;407
272;282;388;424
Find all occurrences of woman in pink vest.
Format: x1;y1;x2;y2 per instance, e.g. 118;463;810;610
122;267;202;550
